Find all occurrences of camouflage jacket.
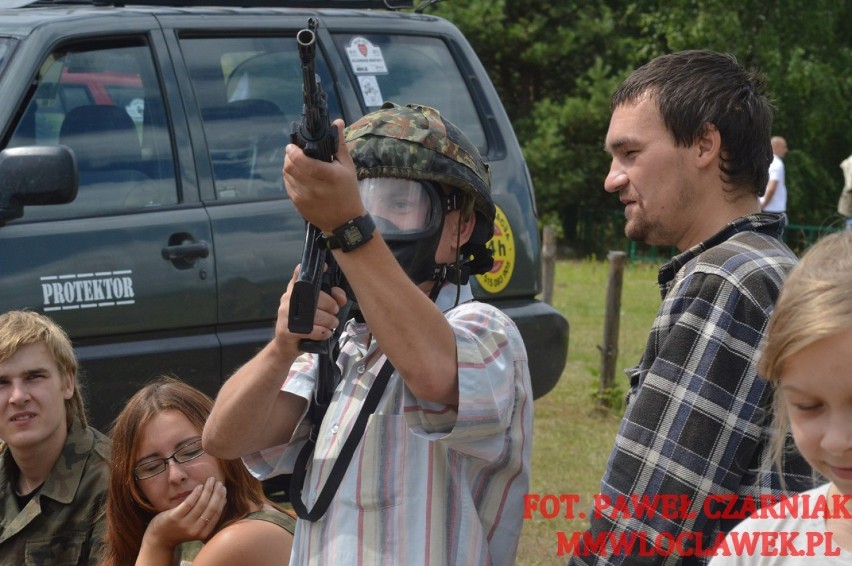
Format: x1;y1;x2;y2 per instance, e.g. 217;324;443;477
0;421;111;565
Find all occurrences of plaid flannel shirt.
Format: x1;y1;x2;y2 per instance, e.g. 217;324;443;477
570;214;815;566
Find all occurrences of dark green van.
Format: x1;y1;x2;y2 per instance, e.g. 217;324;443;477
0;0;568;429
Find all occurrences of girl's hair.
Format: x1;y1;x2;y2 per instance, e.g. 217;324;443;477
758;230;852;474
0;310;87;429
99;375;270;566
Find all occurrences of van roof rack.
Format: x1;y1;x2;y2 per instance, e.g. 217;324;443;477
20;0;415;9
88;0;415;8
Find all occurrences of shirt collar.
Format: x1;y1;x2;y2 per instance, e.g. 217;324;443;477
657;212;788;295
40;421;94;504
0;420;93;505
434;282;473;313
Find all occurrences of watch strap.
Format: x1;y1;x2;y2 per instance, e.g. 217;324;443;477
325;213;375;252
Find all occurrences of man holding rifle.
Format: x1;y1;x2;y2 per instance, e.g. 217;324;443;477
204;102;532;565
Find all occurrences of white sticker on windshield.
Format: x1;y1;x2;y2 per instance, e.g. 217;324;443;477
345;37;388;75
40;270;136;311
358;76;384;107
125;98;145;124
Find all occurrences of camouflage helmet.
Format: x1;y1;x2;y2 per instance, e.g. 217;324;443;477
345;102;496;246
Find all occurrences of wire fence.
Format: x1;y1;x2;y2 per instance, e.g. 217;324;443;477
569;208;843;262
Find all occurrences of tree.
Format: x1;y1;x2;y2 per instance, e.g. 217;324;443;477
432;0;852;250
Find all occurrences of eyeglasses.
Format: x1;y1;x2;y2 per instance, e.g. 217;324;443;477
134;438;205;480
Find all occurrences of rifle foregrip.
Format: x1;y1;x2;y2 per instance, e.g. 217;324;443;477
288;224;326;334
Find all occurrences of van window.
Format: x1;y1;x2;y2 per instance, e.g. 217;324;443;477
332;33;486;153
180;35;341;201
5;41;178;221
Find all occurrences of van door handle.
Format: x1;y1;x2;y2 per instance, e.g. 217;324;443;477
161;241;210;261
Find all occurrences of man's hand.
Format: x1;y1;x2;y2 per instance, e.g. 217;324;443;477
271;264;348;363
204;265;344;460
283;120;366;233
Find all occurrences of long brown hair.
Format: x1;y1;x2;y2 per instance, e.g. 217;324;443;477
99;376;270;566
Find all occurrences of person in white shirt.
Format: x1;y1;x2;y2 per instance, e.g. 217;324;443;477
760;136;788;213
837;153;852;230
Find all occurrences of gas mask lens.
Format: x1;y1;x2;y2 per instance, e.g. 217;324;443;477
358;178;440;240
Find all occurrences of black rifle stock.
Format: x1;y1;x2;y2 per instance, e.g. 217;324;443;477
288;18;342;355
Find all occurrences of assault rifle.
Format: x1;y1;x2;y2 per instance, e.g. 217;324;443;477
286;19;360;518
287;17;346;357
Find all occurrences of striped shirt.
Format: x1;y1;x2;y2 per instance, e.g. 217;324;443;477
244;283;532;566
571;214;816;566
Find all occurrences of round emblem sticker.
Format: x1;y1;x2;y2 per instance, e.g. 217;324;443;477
476;205;515;294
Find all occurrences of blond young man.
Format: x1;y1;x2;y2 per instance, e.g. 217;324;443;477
0;310;110;564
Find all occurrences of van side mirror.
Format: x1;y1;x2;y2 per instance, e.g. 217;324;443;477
0;145;78;226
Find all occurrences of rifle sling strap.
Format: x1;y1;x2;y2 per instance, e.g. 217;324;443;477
289;359;395;521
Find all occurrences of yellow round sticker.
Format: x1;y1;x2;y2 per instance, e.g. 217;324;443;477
476;205;515;293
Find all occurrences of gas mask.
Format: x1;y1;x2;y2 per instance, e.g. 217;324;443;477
359;177;453;285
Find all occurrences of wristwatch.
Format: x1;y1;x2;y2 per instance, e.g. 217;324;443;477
325;213;375;252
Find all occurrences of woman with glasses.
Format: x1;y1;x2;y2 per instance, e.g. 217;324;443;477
98;376;294;566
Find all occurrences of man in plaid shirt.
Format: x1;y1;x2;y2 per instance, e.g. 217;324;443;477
570;51;815;565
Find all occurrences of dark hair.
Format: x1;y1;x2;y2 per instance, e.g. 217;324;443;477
612;50;774;196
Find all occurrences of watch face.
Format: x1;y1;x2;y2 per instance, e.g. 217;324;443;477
341;224;364;248
331;215;374;251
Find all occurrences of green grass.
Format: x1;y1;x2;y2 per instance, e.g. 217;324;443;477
516;258;661;564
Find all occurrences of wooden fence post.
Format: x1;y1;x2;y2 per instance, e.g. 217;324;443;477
541;226;556;305
599;251;626;407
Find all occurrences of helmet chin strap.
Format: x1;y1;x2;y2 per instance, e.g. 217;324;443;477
427;262;469;306
427;212;468;306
